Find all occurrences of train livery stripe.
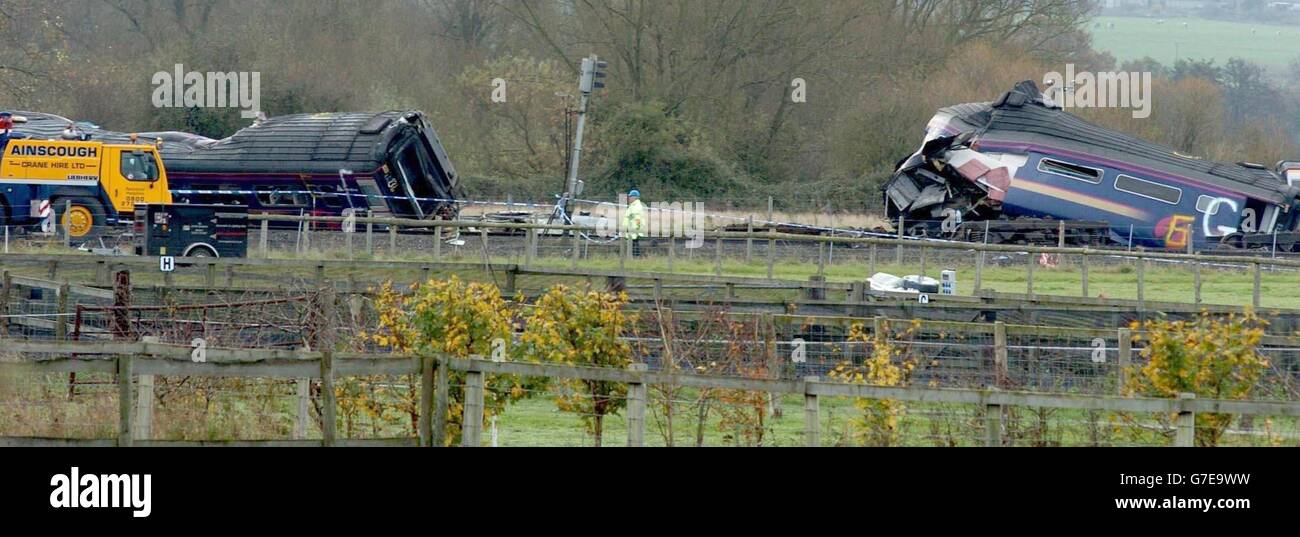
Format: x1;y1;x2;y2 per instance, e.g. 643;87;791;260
0;177;99;186
1010;178;1149;220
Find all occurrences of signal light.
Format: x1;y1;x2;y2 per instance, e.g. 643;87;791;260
579;55;608;94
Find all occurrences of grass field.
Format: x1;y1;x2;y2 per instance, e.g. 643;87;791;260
5;372;1291;447
1091;16;1300;70
7;241;1300;308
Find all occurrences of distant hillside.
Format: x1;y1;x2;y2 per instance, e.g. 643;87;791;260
1091;16;1300;70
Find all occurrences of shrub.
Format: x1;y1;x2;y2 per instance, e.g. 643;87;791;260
827;320;917;446
366;276;529;445
1126;310;1270;446
519;285;634;446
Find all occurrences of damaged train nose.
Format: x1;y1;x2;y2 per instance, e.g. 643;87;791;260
882;81;1300;249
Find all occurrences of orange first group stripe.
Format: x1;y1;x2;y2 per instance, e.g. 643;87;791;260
1010;179;1149;220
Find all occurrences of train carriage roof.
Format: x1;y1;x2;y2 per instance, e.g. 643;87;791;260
5;110;457;182
941;81;1297;204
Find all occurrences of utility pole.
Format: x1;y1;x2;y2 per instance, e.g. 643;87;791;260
564;54;607;213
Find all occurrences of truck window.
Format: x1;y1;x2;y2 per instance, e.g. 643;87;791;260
121;151;160;181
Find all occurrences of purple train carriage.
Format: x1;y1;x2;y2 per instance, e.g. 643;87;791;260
11;110;460;228
885;81;1300;251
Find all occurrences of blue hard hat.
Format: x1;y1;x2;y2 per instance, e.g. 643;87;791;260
628;189;640;197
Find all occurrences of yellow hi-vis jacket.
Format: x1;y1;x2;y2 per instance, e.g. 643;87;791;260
624;199;647;240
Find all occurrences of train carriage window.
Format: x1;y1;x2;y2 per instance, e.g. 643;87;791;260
1037;158;1103;184
1195;195;1229;214
1115;175;1181;205
256;186;309;207
355;179;383;209
311;185;344;209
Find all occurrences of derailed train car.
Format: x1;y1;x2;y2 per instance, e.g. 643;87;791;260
884;81;1300;250
11;110;460;226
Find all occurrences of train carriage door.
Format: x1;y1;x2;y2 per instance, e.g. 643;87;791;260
387;137;429;218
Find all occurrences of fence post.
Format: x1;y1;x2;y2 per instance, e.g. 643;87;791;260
433;357;449;447
320;350;336;447
626;363;647;447
389;224;397;254
117;355;134;447
817;241;826;277
1253;262;1261;308
620;235;628;272
0;269;9;336
530;226;539;264
55;282;69;340
1136;253;1145;310
433;223;443;261
803;376;820;447
746;216;753;263
525;228;535;267
668;235;676;273
571;228;581;270
294;378;309;440
873;316;886;340
895;215;904;266
994;321;1008;387
48;259;58;280
1193;255;1202;304
504;268;517;296
1081;253;1089;297
714;235;723;276
480;228;489;263
366;217;374;256
1175;392;1196;447
766;233;775;279
346;219;354;258
133;373;153;441
63;199;72;248
918;245;926;278
1026;252;1034;299
869;244;877;276
985;397;1003;447
462;366;485;447
1117;328;1132;396
804;275;826;301
205;264;217;287
419;353;435;447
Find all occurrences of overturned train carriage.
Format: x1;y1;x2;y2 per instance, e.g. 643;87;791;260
13;110;460;224
884;81;1300;250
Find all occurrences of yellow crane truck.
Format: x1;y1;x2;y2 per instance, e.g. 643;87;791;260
0;136;173;238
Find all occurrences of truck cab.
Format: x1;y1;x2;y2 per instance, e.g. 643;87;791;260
0;138;172;238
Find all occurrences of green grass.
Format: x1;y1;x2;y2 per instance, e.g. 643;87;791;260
7;241;1300;309
1091;15;1300;70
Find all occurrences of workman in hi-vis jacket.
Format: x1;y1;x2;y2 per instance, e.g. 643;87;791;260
623;189;647;257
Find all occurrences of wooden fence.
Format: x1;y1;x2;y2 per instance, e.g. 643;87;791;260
4;252;1298;321
4;339;1300;447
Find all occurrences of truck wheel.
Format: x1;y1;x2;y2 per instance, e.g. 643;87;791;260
56;197;106;239
185;245;217;257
